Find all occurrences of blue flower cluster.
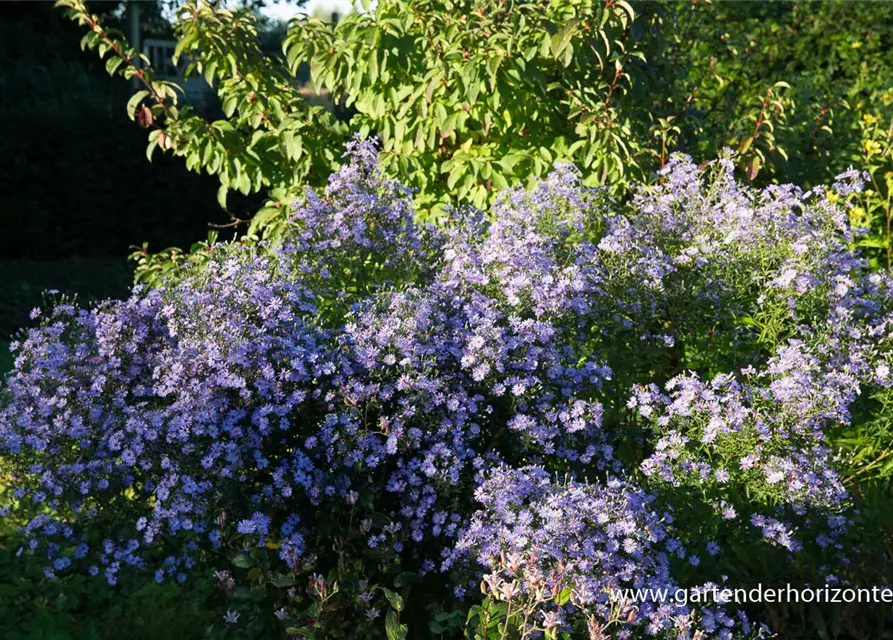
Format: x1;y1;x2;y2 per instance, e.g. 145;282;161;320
450;466;754;638
2;139;891;635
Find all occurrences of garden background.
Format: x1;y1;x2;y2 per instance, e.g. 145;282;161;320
2;0;893;638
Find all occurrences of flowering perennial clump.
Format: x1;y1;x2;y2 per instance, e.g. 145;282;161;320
2;139;891;637
450;466;751;638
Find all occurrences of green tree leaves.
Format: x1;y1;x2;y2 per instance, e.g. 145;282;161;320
282;0;662;215
57;0;893;287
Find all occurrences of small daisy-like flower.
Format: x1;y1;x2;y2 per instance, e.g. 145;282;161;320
223;610;240;624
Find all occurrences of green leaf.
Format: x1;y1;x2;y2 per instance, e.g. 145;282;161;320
231;553;255;569
540;31;552;58
556;586;573;606
615;0;636;21
105;56;124;76
248;205;281;236
238;170;252;194
561;42;574;67
222;94;239;118
447;165;463;190
269;573;297;587
381;587;403;612
550;20;578;59
368;51;379;84
126;90;150;120
385;610;408;640
146;140;159;162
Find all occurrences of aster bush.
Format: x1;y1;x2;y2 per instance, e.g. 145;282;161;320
2;139;892;638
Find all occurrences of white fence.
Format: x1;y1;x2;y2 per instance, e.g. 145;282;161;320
142;38;215;104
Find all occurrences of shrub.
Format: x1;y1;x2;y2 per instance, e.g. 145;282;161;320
59;0;893;285
2;141;892;638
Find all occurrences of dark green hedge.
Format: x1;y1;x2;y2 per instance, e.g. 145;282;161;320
0;104;229;260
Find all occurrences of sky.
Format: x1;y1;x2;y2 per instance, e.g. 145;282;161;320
260;0;359;22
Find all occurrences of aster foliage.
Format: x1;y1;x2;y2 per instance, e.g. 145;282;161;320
2;140;892;638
